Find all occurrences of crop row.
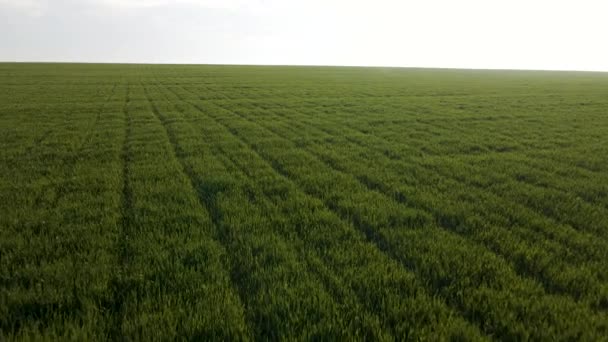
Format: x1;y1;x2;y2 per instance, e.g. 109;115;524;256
143;82;485;340
159;83;608;339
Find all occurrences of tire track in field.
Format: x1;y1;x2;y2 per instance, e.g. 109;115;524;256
163;85;398;256
262;104;608;244
247;91;598;178
390;113;608;221
158;83;489;336
178;87;521;262
140;83;252;336
185;85;608;252
418;109;608;175
226;93;608;194
107;82;132;339
279;97;605;199
172;87;608;337
270;104;608;260
146;82;397;339
226;99;608;263
170;86;462;265
210;100;608;308
350;103;608;211
119;83;133;265
146;82;405;339
140;83;228;232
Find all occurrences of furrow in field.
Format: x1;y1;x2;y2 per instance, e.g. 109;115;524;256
106;83;249;340
144;83;355;340
5;64;608;340
259;94;608;209
382;110;608;225
458;154;608;211
233;93;608;201
177;95;608;339
154;82;488;340
192;84;608;255
222;102;608;307
415;103;608;174
166;85;526;335
183;85;603;272
147;85;396;340
143;83;376;340
283;103;608;262
120;82;132;240
316;101;608;230
339;100;608;211
140;84;222;240
197;90;606;261
108;82;133;339
229;100;608;266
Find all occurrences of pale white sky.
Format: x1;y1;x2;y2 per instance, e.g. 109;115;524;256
1;0;607;71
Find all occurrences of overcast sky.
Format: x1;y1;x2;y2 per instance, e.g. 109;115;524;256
1;0;607;71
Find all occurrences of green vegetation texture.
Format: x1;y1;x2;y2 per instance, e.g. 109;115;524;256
1;63;607;340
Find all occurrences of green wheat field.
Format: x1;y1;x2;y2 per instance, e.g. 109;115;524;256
1;63;607;340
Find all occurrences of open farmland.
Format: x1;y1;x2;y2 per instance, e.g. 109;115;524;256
1;63;608;340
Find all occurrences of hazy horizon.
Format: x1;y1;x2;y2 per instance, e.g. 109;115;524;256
2;0;608;72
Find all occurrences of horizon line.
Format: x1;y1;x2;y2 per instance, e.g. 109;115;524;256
1;60;607;74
